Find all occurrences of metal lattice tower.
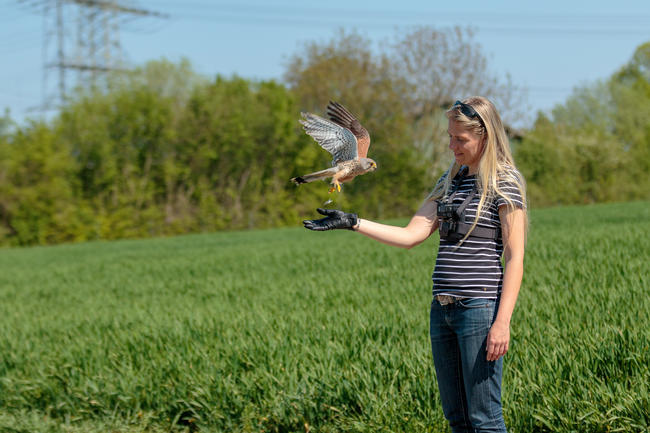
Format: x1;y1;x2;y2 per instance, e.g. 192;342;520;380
20;0;166;110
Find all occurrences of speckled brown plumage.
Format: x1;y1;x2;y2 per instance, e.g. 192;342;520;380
326;101;371;158
290;101;377;193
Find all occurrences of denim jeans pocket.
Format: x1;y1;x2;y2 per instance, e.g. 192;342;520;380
458;297;495;309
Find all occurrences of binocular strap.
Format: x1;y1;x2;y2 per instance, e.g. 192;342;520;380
445;181;501;240
454;182;477;217
455;221;500;239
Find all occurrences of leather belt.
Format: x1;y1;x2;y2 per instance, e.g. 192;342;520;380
435;295;467;305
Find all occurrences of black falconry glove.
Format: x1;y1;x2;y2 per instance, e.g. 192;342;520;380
302;208;358;231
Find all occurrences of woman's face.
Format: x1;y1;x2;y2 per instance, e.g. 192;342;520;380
447;119;485;173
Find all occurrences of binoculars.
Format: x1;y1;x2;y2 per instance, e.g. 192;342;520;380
437;201;462;241
437;201;458;220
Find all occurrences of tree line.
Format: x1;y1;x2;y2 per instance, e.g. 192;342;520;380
0;28;648;246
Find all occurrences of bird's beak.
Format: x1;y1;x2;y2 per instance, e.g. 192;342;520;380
372;162;377;169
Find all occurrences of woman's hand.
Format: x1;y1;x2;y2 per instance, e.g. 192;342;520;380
303;208;358;231
486;320;510;361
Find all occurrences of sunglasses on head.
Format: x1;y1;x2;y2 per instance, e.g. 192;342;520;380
453;100;485;127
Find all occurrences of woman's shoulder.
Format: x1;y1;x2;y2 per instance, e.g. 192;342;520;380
494;166;526;209
497;165;524;184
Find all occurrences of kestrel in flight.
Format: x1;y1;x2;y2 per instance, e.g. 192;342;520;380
291;101;377;193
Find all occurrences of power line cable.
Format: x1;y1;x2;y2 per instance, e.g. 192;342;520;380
161;10;650;36
144;3;650;36
151;0;650;23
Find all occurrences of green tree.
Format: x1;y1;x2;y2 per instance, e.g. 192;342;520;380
608;42;650;198
56;62;185;239
0;122;84;245
516;41;650;206
175;76;313;230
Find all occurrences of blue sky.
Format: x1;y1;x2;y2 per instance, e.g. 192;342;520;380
1;0;649;127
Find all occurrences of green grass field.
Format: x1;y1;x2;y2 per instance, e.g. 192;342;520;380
0;201;648;432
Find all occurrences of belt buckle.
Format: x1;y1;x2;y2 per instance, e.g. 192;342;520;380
436;295;456;305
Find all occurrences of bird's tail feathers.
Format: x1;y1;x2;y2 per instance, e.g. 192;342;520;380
291;167;338;185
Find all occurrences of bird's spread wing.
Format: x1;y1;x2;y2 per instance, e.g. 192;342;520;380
326;101;371;158
300;112;358;165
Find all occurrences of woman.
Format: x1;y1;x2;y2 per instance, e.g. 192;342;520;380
303;96;527;433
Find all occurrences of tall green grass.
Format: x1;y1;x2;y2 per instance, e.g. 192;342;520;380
0;201;648;432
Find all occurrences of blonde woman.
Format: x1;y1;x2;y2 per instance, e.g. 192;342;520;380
303;97;527;433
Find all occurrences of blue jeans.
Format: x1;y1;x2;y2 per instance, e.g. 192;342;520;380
429;297;507;433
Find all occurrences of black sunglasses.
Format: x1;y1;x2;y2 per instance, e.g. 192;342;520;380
453;100;485;127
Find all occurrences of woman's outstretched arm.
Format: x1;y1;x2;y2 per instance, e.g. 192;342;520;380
354;199;439;249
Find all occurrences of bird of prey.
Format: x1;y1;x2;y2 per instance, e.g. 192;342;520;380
291;101;377;193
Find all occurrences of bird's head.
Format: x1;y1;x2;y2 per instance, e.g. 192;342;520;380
361;158;378;172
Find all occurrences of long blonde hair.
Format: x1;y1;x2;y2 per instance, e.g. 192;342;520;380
428;96;528;241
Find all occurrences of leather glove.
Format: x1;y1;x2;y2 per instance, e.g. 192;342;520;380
302;208;358;231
